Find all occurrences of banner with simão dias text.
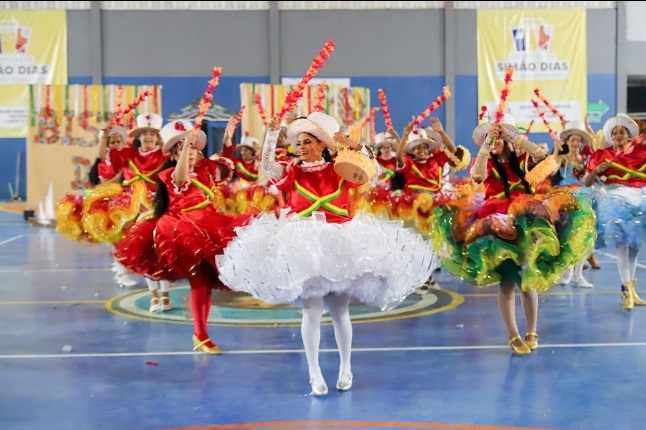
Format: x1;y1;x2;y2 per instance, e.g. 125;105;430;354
240;82;370;142
0;10;67;137
27;84;162;208
477;9;587;133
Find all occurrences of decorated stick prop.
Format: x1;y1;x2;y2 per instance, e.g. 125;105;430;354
233;105;245;131
253;93;267;124
478;105;488;121
313;81;327;112
114;85;124;126
495;67;514;124
534;88;566;124
369;107;378;141
377;89;393;130
484;66;514;148
531;99;558;141
193;66;223;135
108;88;152;128
523;119;535;137
525;99;560;188
277;40;336;120
411;86;451;127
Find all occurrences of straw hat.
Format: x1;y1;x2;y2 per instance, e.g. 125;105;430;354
472;113;519;147
160;120;206;155
131;113;163;139
560;119;592;145
602;114;639;144
287;112;340;151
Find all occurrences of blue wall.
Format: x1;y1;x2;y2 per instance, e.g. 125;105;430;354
3;73;617;201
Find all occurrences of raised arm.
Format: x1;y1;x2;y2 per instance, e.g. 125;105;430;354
470;125;497;182
500;126;547;162
430;117;456;153
395;121;414;168
97;127;110;160
172;135;194;189
260;116;285;181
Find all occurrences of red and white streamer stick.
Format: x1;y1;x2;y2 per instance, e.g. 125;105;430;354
495;67;514;124
531;99;558;141
277;40;336;120
108;88;152;128
254;93;267;124
313;81;327;112
369;107;379;141
411;86;451;127
193;67;223;135
114;86;124;126
377;89;393;130
233;105;245;131
534;88;566;124
524;119;535;137
479;105;488;121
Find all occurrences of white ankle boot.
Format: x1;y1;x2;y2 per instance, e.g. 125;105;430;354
336;371;353;391
559;268;573;285
309;374;328;396
573;276;593;288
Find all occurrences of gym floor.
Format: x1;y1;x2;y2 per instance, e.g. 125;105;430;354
1;207;644;430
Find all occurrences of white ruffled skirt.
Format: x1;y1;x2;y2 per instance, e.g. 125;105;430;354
215;210;437;311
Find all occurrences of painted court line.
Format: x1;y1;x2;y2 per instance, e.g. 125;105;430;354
0;234;23;246
601;251;646;269
2;342;646;360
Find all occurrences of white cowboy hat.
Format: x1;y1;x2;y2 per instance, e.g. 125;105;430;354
287;112;340;151
101;125;127;144
560;119;592;145
424;127;445;150
602;114;639;144
131;113;163;139
160;120;206;155
472;113;519;147
373;131;396;150
238;133;260;152
405;128;439;154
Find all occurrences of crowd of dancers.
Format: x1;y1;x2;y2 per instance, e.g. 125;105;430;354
54;95;646;396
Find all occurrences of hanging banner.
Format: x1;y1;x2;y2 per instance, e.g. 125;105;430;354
477;9;587;133
0;10;67;137
26;84;162;208
240;82;370;142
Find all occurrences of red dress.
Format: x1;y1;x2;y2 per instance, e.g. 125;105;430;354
153;159;251;279
275;161;361;224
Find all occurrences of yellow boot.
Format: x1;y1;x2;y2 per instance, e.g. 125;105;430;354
622;282;635;310
631;279;646;306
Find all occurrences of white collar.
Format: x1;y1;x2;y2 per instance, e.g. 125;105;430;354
301;158;326;168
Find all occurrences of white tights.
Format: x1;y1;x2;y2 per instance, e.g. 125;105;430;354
301;293;352;379
145;278;170;293
616;244;640;285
